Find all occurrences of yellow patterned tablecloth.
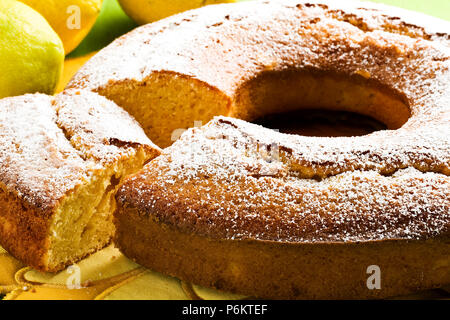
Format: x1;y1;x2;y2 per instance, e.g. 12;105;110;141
1;244;449;300
0;245;248;300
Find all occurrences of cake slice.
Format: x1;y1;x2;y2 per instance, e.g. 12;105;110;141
0;90;160;272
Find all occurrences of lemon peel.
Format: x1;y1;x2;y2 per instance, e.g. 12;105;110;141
0;0;64;98
19;0;102;55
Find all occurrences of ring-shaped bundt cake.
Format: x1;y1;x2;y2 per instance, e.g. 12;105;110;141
66;0;450;299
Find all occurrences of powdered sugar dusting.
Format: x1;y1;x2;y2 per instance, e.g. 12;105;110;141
68;0;450;96
0;94;91;212
0;92;158;213
78;0;450;242
55;89;160;165
118;118;449;242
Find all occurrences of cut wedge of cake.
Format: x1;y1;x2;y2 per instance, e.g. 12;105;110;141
0;89;160;272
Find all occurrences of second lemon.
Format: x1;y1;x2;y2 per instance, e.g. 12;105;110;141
18;0;103;55
118;0;237;25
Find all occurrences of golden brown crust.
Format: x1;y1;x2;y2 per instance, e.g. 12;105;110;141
114;207;450;299
0;183;50;271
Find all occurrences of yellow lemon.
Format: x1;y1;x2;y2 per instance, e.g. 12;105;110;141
18;0;103;55
0;0;64;98
118;0;237;25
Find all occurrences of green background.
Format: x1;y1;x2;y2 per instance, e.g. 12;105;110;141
69;0;450;58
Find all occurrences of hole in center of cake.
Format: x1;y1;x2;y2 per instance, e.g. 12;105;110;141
253;109;387;137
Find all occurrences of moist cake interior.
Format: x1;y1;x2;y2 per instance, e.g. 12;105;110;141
47;148;149;271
